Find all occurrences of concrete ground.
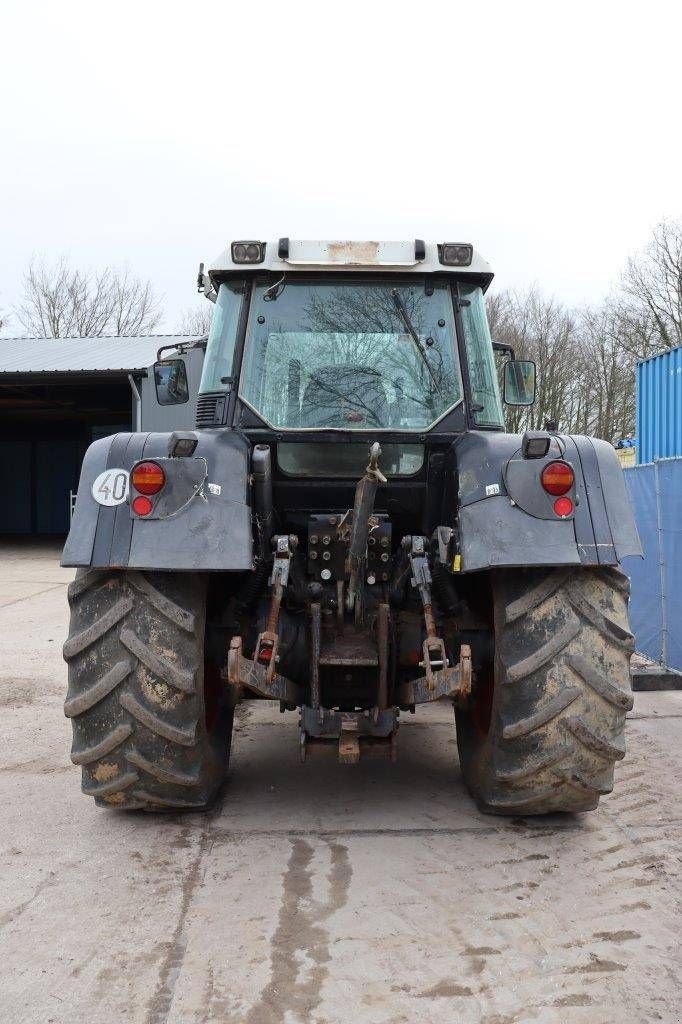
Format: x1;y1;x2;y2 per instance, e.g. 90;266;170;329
0;541;680;1024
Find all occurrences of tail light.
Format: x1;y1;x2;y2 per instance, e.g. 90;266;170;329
131;461;165;495
540;460;574;496
131;495;153;516
553;496;574;517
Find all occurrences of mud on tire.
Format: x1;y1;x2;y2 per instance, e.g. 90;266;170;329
456;567;634;815
64;569;233;811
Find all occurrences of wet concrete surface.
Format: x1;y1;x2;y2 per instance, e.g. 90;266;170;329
0;542;680;1023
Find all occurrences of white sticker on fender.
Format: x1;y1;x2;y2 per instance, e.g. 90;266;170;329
92;469;130;506
207;482;221;496
485;483;500;497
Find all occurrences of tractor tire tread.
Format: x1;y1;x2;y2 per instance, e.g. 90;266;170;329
456;566;633;815
64;658;133;718
64;568;232;812
71;723;133;764
63;595;133;659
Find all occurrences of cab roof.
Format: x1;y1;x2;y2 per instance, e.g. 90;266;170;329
207;239;494;289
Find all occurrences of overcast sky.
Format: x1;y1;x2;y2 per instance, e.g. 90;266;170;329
1;0;680;334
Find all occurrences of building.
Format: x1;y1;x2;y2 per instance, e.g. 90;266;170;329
0;336;204;536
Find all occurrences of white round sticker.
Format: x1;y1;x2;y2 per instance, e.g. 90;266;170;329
92;469;130;506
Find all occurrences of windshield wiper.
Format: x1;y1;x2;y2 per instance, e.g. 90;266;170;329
391;289;441;395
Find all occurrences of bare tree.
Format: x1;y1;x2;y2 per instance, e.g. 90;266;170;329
110;269;162;335
488;287;583;434
15;258;162;338
620;218;682;355
578;304;636;443
177;303;213;336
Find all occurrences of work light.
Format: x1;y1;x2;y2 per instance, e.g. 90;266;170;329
231;241;265;264
168;432;199;458
438;243;473;267
521;431;551;459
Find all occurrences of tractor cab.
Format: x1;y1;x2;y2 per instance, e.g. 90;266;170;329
193;238;534;436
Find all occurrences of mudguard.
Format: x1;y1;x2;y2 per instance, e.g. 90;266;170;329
61;429;253;571
453;431;642;573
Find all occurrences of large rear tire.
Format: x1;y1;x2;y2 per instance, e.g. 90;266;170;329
64;569;233;811
456;566;634;815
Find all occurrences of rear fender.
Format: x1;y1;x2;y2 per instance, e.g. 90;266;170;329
61;429;253;571
453;431;641;572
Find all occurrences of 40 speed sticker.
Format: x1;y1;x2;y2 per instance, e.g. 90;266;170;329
91;468;130;506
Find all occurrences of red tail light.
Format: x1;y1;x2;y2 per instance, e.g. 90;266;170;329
553;496;574;517
131;461;165;495
131;495;153;516
541;460;574;496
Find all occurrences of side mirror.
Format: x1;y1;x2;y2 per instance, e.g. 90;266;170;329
154;358;189;406
503;359;536;406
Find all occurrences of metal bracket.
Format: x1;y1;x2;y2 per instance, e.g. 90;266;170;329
403;534;448;691
398;644;472;706
269;534;294;587
226;636;303;705
255;534;297;684
339;716;360;765
299;706;398;763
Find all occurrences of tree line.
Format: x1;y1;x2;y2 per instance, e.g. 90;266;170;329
3;218;681;444
490;219;682;442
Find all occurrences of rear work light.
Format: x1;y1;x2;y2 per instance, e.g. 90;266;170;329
131;461;165;496
438;243;473;267
231;240;265;264
540;460;574;496
521;431;551;459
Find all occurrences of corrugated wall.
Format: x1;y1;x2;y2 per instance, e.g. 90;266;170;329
622;458;682;671
636;345;682;463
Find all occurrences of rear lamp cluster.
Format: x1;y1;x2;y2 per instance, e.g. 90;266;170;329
231;240;265;264
540;460;574;496
130;460;165;517
540;460;575;518
438;243;473;267
131;461;165;495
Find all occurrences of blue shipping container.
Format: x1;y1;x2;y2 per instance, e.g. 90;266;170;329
636;345;682;463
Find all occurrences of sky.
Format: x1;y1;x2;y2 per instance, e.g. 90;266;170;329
1;0;681;334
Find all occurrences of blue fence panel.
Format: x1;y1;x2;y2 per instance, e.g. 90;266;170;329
622;464;663;663
656;459;682;671
622;458;682;671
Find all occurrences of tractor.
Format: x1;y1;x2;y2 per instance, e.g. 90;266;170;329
62;238;641;814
